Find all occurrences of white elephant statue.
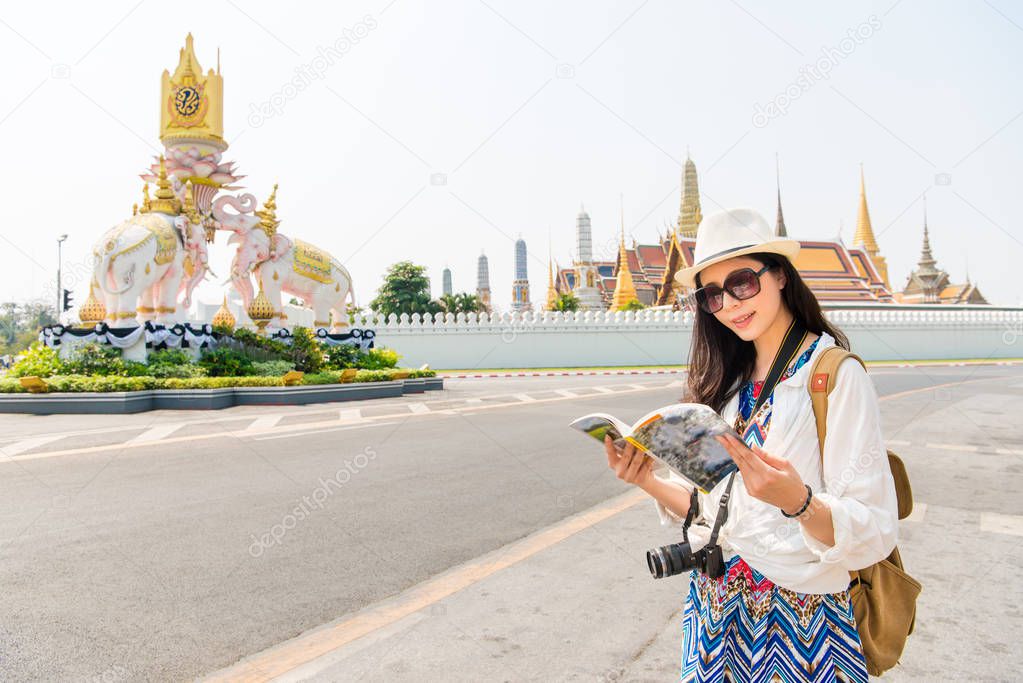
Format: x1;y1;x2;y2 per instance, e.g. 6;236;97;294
213;186;356;332
93;178;209;327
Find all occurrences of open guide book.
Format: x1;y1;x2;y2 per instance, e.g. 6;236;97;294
569;403;739;493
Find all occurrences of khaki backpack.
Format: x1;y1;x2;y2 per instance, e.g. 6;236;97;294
807;346;921;677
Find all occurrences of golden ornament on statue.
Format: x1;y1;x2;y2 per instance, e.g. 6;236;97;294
78;282;107;327
247;285;275;335
212;295;236;329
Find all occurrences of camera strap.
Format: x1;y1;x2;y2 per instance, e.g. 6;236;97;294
690;317;810;555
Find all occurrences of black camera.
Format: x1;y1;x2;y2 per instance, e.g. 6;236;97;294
646;540;725;579
646;477;733;581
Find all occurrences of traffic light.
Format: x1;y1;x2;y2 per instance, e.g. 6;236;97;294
62;288;73;312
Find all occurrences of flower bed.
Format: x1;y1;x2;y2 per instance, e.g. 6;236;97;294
2;333;434;394
0;367;435;394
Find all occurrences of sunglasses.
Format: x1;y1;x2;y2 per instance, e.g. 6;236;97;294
692;264;772;314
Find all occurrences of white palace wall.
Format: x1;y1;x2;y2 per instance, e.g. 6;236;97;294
349;308;1023;370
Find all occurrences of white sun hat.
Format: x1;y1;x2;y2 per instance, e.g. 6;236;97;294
674;207;800;288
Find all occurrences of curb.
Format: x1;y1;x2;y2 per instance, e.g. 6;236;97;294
0;377;444;415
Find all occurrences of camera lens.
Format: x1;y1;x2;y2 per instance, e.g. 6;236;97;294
646;542;698;579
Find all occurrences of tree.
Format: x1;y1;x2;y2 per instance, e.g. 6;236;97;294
369;261;442;319
618;299;646;311
437;292;485;315
0;301;58;356
551;293;580;312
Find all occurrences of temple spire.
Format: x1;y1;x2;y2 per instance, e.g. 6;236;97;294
678;152;702;238
612;197;639;309
853;164;890;289
775;153;787;237
854;164;879;252
917;197;938;275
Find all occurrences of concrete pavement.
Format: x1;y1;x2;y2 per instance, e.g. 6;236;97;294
0;366;1021;680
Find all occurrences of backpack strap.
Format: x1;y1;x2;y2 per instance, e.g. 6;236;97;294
808;346;865;453
808;346;914;521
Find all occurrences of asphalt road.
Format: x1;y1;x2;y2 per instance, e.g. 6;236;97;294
0;363;1020;681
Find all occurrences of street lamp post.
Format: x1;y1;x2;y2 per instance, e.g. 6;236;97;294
57;234;68;322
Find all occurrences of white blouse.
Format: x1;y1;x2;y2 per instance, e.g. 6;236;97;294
651;331;899;594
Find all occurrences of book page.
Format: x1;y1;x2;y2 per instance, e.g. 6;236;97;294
627;403;737;493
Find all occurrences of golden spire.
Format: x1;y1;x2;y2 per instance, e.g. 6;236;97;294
255;183;280;240
678;152;702;238
160;34;225;147
853;165;890;289
775;153;788;237
611;202;639;309
544;229;558;310
212;295;237;329
147;156;182;214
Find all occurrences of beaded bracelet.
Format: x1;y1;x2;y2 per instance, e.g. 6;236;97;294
781;484;813;518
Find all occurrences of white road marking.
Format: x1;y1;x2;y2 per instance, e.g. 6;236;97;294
513;393;537;402
886;439;911;447
904;503;927;523
925;442;979;452
591;386;614;394
246;415;283;431
253;422;397;441
980;512;1023;537
464;398;482;404
338;408;363;422
554;389;578;398
996;447;1023;456
1;435;66;457
128;423;185;444
628;383;649;390
406;403;430;414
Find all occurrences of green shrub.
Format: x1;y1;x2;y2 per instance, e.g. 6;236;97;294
301;371;344;385
147;348;191;366
359;347;400;370
290;326;325;373
61;343;147;377
251;359;296;376
154;376;283;389
9;342;63;378
0;377;25;392
44;374;157;392
198;347;255;377
324;343;365;370
147;362;207;379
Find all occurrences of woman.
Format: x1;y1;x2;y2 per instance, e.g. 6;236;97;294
605;208;898;682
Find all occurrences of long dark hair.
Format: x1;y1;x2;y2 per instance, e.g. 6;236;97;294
683;252;849;413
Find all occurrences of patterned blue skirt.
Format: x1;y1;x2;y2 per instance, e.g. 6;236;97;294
681;556;867;682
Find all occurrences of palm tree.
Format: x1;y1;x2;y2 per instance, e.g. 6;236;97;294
552;293;580;312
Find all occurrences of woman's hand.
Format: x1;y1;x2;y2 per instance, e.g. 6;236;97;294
716;433;808;515
604;434;654;489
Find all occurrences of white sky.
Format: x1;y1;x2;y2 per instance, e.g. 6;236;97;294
2;0;1021;312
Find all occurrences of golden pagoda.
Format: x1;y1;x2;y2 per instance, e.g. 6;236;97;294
78;282;107;326
160;34;225;149
853;165;890;289
212;295;236;329
678;153;702;239
611;216;639;310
